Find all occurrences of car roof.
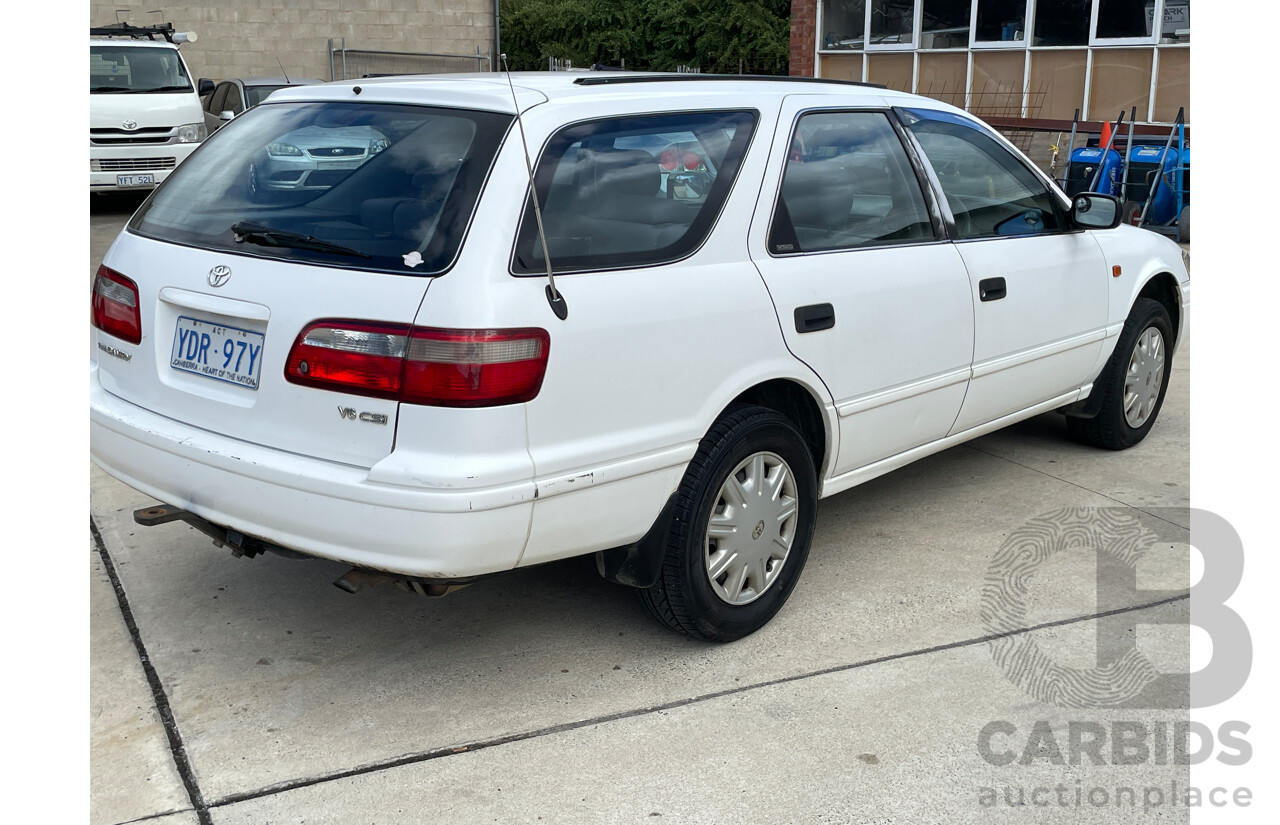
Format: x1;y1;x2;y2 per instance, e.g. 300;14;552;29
89;37;179;49
264;72;945;117
233;77;325;87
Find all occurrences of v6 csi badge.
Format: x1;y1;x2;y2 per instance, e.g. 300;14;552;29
208;265;232;287
338;406;388;425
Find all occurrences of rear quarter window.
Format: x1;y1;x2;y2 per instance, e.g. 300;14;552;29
512;111;757;275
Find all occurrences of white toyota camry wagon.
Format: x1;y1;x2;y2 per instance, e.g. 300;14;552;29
90;72;1190;641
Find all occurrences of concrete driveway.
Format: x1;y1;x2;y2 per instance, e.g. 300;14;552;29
91;192;1191;824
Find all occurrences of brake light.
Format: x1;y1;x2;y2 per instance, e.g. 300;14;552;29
285;321;550;407
92;265;142;345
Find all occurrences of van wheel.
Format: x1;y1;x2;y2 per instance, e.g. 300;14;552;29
638;406;817;642
1067;298;1173;450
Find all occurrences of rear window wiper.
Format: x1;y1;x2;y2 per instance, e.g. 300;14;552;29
231;221;371;259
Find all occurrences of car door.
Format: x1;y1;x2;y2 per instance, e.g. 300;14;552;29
898;107;1110;433
749;99;975;478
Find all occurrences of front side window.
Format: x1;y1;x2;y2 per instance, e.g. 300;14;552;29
130;102;512;275
512;111;756;274
90;46;192;94
770;111;935;254
901;109;1062;239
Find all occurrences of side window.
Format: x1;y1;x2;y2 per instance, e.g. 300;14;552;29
512;111;756;274
208;83;231;115
903;112;1063;239
227;84;247;116
769;111;935;255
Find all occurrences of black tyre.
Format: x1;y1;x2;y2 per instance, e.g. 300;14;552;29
1121;200;1144;227
1179;204;1190;242
1067;297;1173;450
639;406;818;642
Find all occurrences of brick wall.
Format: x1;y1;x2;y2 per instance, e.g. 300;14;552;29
789;0;816;77
90;1;495;83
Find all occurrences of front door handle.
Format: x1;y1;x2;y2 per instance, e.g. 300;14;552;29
979;277;1007;302
795;303;835;333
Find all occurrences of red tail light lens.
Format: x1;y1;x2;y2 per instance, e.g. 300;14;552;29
92;265;142;345
285;321;550;407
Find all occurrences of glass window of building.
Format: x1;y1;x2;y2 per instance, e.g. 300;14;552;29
871;0;917;46
974;0;1027;43
1032;0;1090;45
1095;0;1155;40
922;1;971;49
823;1;867;50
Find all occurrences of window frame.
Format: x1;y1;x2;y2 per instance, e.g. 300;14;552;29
970;0;1031;50
767;107;948;259
1089;0;1164;46
894;106;1075;242
509;109;760;277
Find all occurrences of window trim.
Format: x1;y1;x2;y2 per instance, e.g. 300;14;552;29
766;106;949;259
508;108;760;278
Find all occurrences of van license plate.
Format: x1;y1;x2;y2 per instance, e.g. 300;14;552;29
116;174;154;187
170;316;265;390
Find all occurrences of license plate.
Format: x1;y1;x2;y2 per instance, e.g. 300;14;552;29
117;174;154;187
170;316;265;389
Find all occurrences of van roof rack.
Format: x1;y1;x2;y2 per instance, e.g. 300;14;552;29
90;22;178;43
572;74;887;90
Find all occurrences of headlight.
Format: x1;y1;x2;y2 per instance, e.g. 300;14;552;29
176;123;207;144
370;138;389;154
267;142;303;157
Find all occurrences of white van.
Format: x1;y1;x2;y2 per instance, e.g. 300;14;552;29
90;23;213;191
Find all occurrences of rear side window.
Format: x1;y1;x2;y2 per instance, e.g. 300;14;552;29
769;110;935;255
129;102;513;275
901;109;1063;239
512;111;757;274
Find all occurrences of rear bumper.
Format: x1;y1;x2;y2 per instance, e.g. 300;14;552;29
90;365;533;577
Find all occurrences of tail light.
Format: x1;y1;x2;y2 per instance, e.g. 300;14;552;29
92;265;142;345
285;321;550;407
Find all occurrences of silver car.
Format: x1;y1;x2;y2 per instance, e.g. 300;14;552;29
249;123;390;197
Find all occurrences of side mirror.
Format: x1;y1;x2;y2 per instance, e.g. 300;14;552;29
197;78;215;96
219;110;235;122
1071;193;1121;230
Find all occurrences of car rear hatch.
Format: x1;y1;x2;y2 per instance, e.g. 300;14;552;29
94;97;515;468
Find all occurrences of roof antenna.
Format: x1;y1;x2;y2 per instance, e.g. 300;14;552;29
501;54;567;321
275;56;291;84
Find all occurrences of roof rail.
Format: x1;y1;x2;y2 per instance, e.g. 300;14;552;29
572;74;887;90
90;22;178;43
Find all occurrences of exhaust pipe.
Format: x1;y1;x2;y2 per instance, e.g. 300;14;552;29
333;568;395;593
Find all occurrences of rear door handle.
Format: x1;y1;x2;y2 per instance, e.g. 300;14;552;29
794;303;835;333
979;277;1007;302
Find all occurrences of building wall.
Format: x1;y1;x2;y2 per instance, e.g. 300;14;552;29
90;2;496;84
790;2;1190;126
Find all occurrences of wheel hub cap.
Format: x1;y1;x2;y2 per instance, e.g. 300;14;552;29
704;452;798;606
1123;327;1165;428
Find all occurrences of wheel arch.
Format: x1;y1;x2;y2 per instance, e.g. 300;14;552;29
727;377;832;483
1136;271;1182;347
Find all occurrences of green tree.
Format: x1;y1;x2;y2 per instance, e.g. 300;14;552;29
499;0;790;74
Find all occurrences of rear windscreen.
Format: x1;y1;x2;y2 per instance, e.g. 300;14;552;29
129;102;513;275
